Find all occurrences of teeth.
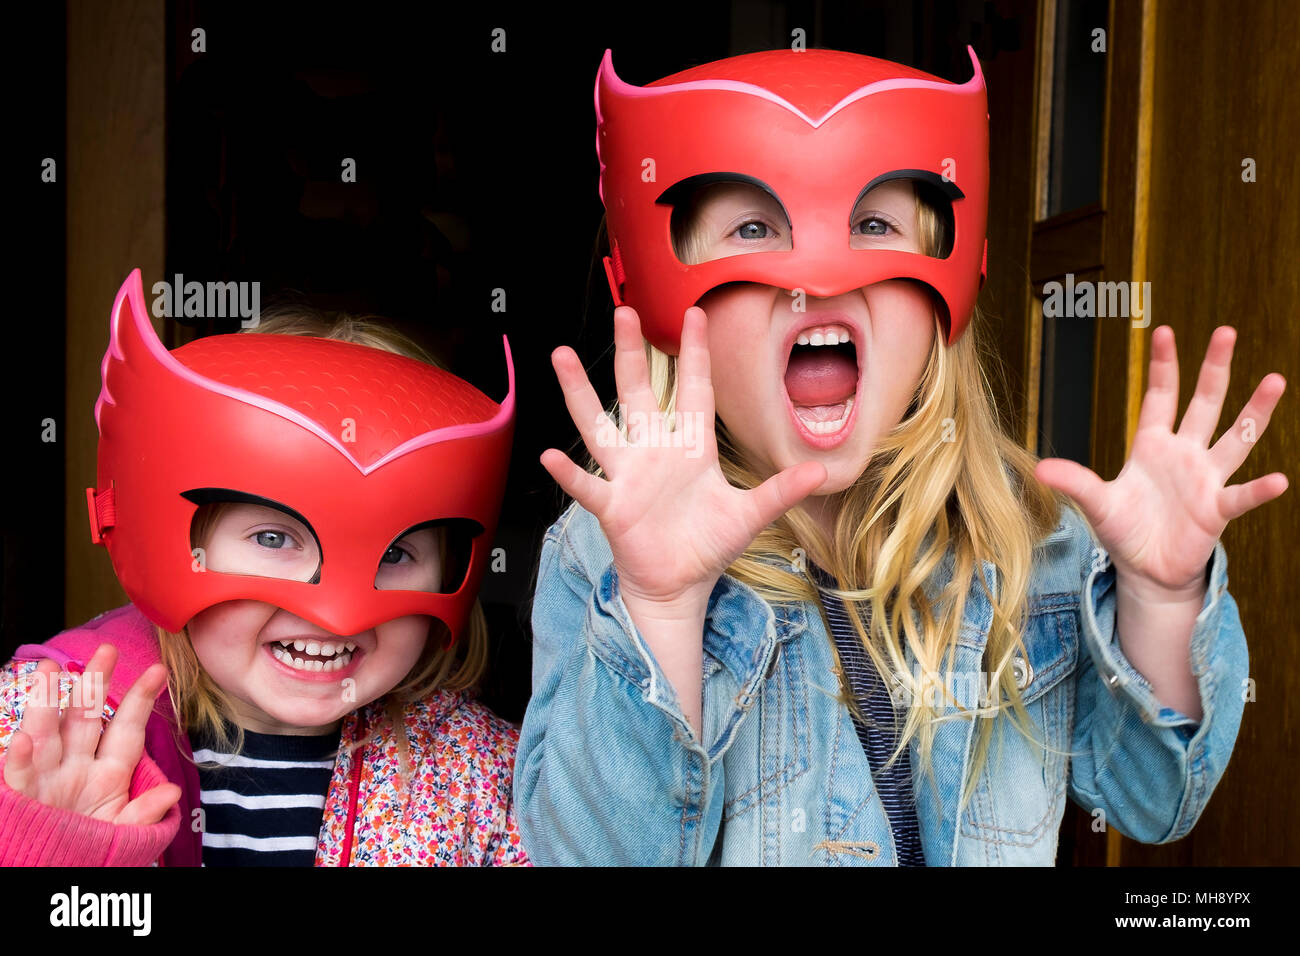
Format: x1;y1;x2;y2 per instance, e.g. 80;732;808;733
795;324;853;347
795;397;855;435
272;646;354;672
276;639;353;658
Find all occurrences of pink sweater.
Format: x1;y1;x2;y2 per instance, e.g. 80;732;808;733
0;749;180;865
0;605;529;866
0;605;188;865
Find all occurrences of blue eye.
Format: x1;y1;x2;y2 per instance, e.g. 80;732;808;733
254;530;291;549
733;220;771;240
855;217;893;237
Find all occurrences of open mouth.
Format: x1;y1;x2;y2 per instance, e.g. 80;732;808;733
781;321;862;448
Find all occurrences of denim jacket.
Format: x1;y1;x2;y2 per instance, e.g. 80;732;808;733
517;500;1248;865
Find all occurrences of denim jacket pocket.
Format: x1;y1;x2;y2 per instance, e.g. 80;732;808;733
959;593;1080;856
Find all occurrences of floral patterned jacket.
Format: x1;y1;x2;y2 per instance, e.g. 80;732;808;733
0;604;529;866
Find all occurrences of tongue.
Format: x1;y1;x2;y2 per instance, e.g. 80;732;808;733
784;349;857;406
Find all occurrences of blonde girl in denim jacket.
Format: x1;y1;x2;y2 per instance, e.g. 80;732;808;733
516;47;1287;865
0;270;527;866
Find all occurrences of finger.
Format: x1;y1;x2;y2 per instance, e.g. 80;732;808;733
20;660;65;775
63;644;117;760
676;307;717;426
1176;326;1236;445
116;783;182;827
613;306;657;417
95;663;168;771
540;448;612;516
1219;472;1289;523
551;346;619;476
2;730;35;793
1034;458;1111;528
1135;325;1180;434
743;461;828;533
1210;373;1287;481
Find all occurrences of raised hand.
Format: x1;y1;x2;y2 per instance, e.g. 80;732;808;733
541;304;827;611
1035;325;1288;595
2;644;182;825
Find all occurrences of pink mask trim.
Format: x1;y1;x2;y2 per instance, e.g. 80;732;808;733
596;46;984;130
593;46;984;205
96;269;514;477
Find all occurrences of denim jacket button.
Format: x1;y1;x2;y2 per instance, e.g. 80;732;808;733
1012;654;1033;690
1105;672;1120;690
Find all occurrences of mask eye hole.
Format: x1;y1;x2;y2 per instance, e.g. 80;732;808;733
849;171;957;260
184;490;324;584
660;173;793;267
374;518;482;594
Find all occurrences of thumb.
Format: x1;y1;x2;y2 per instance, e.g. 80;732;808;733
1035;457;1109;526
745;461;828;533
116;782;183;827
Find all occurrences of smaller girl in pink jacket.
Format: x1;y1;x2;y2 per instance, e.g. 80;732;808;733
0;269;527;866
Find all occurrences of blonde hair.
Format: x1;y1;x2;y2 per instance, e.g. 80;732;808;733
157;305;492;790
586;182;1073;814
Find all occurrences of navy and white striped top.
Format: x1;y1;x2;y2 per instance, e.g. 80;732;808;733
189;722;338;867
811;564;926;866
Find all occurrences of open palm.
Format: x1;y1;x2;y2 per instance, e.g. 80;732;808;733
1035;325;1288;593
3;644;180;825
541;305;826;608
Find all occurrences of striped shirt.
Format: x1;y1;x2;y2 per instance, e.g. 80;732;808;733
188;722;339;867
811;564;926;866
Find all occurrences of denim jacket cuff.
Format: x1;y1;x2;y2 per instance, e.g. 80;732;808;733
586;561;693;737
586;561;782;758
1080;539;1229;740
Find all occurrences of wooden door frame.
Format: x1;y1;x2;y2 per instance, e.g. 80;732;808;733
64;0;166;629
1025;0;1156;865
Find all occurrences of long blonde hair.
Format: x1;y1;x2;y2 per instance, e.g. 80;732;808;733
585;183;1072;813
157;305;492;787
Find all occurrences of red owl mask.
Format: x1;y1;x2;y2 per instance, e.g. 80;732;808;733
595;45;989;354
86;269;515;642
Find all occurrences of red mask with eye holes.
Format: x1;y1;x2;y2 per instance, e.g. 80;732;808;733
86;269;515;642
595;45;989;354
